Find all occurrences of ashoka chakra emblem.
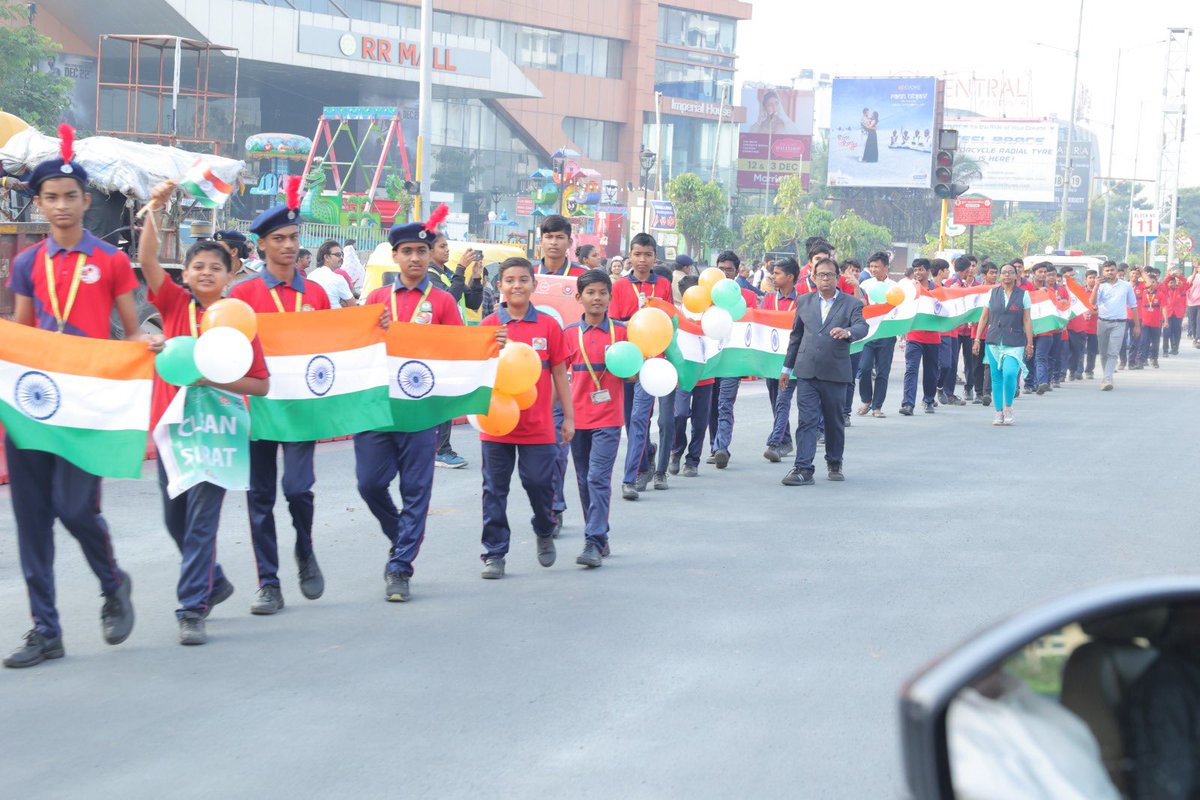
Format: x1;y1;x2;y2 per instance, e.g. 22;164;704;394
397;359;435;399
15;371;61;420
305;356;336;397
744;325;753;347
770;329;780;352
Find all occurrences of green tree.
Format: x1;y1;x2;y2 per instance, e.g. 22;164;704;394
828;210;891;263
0;3;72;131
666;172;733;258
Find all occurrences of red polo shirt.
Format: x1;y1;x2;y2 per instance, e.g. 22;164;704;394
230;268;331;313
1161;281;1187;318
564;316;627;430
905;280;942;344
147;279;270;427
611;273;673;320
536;259;586;277
480;305;571;444
8;230;138;339
1137;284;1163;327
364;275;462;325
760;290;798;312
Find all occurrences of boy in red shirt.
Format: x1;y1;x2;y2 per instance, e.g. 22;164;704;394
1136;270;1164;368
762;258;801;460
230;193;331;615
3;132;139;667
899;259;941;415
140;180;270;645
1160;269;1187;356
479;257;574;579
1066;268;1097;380
564;269;626;567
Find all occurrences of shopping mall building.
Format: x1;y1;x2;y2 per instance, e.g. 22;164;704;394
30;0;751;237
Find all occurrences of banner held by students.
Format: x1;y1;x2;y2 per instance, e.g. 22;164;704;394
380;323;501;432
153;386;250;498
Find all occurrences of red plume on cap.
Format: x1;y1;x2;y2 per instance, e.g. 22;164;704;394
284;175;302;212
424;203;449;233
58;123;75;163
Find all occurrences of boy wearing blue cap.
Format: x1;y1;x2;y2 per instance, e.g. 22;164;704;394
230;178;331;616
4;125;138;668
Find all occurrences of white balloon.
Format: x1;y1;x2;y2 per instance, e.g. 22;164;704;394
466;414;482;432
638;357;678;397
701;306;734;339
194;327;253;385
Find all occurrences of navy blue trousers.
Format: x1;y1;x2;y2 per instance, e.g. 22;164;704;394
672;383;713;467
902;341;939;406
354;428;436;576
937;335;959;394
247;439;315;588
551;402;569;515
570;426;620;547
1033;335;1054;386
765;377;796;447
793;378;847;472
843;351;863;416
622;383;673;483
6;439;122;638
480;441;558;560
711;377;740;453
858;338;895;409
157;460;225;619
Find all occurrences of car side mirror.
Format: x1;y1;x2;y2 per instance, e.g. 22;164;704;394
899;576;1200;799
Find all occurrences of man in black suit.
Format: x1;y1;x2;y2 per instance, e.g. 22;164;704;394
778;258;868;486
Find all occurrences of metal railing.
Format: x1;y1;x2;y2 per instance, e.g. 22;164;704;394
226;220;389;252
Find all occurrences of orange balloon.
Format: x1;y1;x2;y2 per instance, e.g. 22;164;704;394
495;342;541;396
646;297;679;322
683;285;713;314
885;286;905;307
626;307;674;357
200;298;257;340
698;267;724;292
477;391;520;436
513;384;538;410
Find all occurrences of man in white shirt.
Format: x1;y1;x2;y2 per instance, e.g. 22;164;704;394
307;260;356;307
855;252;899;417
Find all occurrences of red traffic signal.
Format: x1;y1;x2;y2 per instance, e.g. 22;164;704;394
936;151;953;169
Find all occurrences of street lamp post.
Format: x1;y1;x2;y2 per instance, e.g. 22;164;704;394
552;156;566;217
640;149;657;237
1058;0;1084;249
1103;39;1164;244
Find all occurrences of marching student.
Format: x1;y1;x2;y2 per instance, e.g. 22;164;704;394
855;251;898;418
427;230;482;469
478;257;574;579
564;269;626;567
671;274;715;477
1136;269;1163;369
230;181;332;615
762;257;800;461
3;127;137;667
140;180;270;645
1027;262;1054;394
708;250;758;469
611;233;673;500
356;210;502;601
899;258;940;416
1161;269;1186;356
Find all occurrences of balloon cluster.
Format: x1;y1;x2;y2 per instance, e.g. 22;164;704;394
683;267;747;340
469;342;541;436
155;299;258;387
601;305;679;397
867;284;906;307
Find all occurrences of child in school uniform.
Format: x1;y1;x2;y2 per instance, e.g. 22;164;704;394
141;180;270;646
477;258;575;579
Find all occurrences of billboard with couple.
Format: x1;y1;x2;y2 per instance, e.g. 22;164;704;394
827;77;938;189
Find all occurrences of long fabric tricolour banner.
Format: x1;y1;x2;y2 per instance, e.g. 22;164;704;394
668;308;794;391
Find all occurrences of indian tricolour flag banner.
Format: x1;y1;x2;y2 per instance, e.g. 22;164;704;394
669;309;794;391
251;305;392;441
379;323;500;432
850;283;991;352
1064;275;1097;320
179;158;233;208
1029;289;1073;335
0;318;152;479
153;386;250;498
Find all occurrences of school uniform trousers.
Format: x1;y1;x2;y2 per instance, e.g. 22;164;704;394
1033;335;1054;386
902;341;939;407
480;441;559;559
765;377;796;447
857;338;895;410
710;377;740;453
354;428;437;576
622;382;674;483
551;401;569;516
570;426;621;549
6;440;123;638
672;384;714;467
247;439;316;587
157;460;225;618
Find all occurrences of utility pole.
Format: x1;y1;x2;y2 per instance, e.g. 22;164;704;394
1058;0;1084;250
416;0;433;220
1154;27;1191;270
1125;100;1144;263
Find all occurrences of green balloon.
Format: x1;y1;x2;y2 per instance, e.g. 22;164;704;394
867;285;889;304
728;294;748;321
604;340;645;379
156;336;203;387
711;278;742;310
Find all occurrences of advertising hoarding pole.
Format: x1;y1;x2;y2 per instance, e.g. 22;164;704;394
1057;0;1084;249
938;199;948;250
968;225;975;255
763;125;773;215
416;0;433;220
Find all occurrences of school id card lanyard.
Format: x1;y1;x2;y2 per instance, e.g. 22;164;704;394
43;250;87;333
390;283;433;323
578;323;615;404
269;285;303;313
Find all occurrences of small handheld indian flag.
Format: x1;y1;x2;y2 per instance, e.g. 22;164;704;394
179;158;233;208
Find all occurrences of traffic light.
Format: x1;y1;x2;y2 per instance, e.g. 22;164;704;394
933;129;969;199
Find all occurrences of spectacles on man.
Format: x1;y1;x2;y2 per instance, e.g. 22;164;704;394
814;271;837;279
330;251;344;258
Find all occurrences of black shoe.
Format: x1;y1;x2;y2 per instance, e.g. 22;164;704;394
980;394;992;406
899;404;914;416
481;557;506;579
781;468;815;487
621;482;639;501
203;577;235;619
937;389;948;405
550;512;563;539
297;554;324;600
705;453;717;464
779;442;794;457
1036;383;1048;395
763;445;781;463
3;630;65;668
1085;372;1094;380
652;471;668;490
1152;359;1159;368
537;535;556;568
963;389;974;401
634;470;651;492
385;570;411;602
178;615;207;646
682;464;698;477
714;449;730;469
827;463;845;482
923;402;936;414
250;585;285;615
668;453;681;475
100;571;134;646
576;543;603;568
948;395;966;406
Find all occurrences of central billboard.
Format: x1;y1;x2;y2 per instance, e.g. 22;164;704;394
827;77;938;189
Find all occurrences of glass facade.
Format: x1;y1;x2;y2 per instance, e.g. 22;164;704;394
657;5;737;53
643;112;735;189
654;60;734;103
429;97;539;194
561;118;621;162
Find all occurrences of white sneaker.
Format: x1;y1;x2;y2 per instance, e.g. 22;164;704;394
1003;408;1015;425
992;411;1004;426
